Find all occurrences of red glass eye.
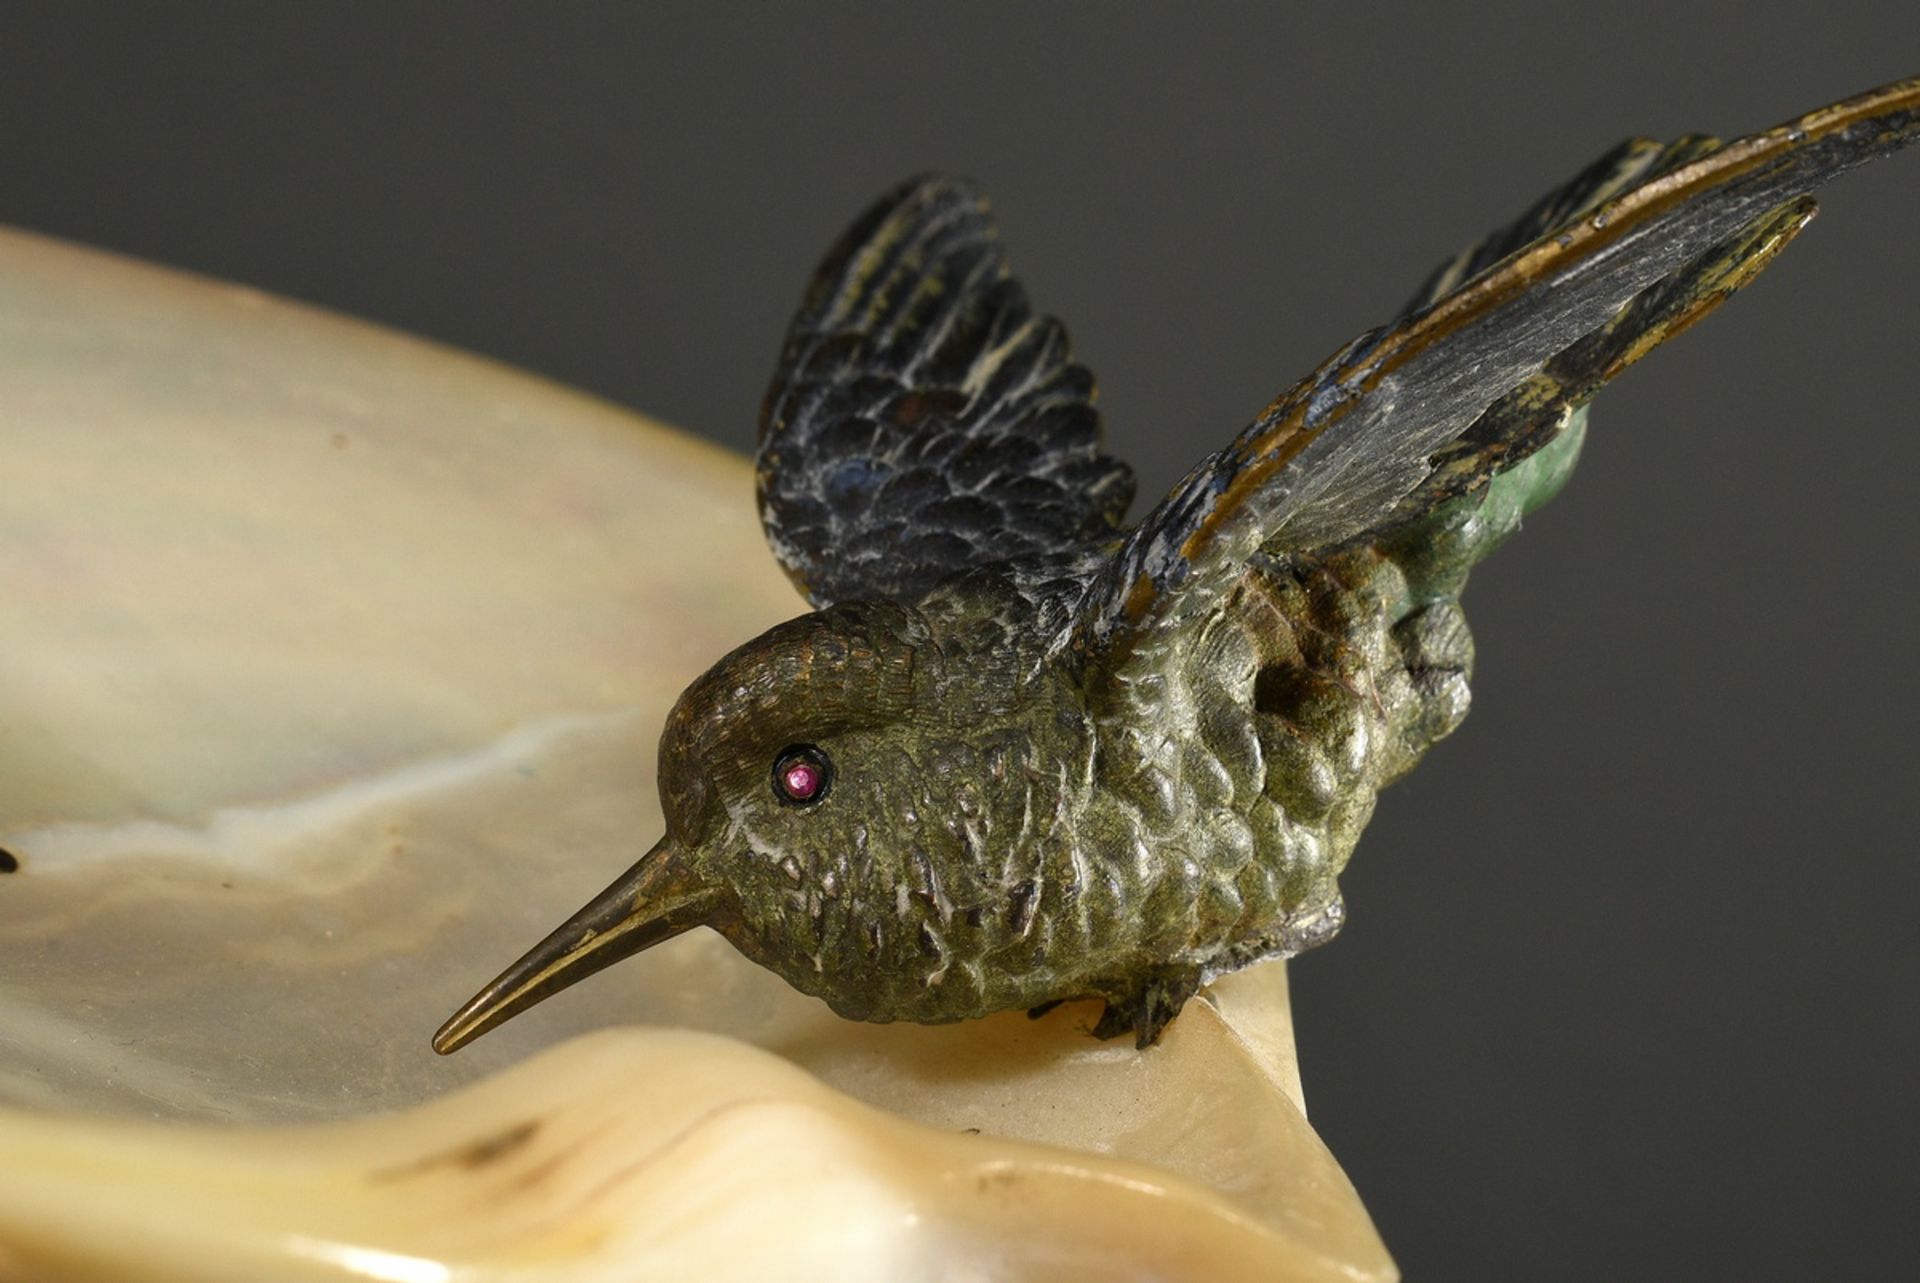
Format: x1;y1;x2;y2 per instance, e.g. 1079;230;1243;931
781;760;820;799
772;745;832;806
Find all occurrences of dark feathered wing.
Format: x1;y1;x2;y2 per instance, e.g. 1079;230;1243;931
757;176;1135;607
1069;76;1920;661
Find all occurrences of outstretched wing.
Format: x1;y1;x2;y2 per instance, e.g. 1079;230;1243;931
1381;191;1814;531
1366;131;1760;526
758;177;1135;608
1397;133;1722;317
1070;77;1920;660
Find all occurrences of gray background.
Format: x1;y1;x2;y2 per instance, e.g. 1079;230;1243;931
5;6;1917;1278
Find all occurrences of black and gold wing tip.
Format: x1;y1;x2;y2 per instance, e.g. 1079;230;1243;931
1067;75;1920;662
1384;195;1816;532
757;175;1135;610
1396;132;1725;319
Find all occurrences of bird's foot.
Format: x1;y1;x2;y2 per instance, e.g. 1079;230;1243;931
1091;969;1203;1049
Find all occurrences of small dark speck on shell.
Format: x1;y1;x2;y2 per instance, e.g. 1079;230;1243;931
372;1119;543;1181
0;848;18;874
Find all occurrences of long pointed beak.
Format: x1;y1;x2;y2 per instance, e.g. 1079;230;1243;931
432;838;715;1055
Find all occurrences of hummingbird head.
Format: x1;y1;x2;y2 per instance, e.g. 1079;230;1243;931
434;599;1061;1053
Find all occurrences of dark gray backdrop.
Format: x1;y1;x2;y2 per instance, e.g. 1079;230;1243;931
7;7;1916;1279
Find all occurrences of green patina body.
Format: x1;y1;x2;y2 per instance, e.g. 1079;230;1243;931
656;414;1586;1039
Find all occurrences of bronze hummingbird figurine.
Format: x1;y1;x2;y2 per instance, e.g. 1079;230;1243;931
436;78;1920;1054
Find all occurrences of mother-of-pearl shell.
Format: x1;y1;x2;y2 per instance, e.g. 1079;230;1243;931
0;227;1392;1282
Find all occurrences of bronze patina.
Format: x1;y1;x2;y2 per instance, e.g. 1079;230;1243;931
436;78;1920;1052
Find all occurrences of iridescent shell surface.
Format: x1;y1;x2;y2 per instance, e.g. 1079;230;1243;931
0;228;1392;1282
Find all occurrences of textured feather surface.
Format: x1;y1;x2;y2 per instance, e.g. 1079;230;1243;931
757;176;1134;608
1399;133;1723;316
1373;194;1817;534
1068;77;1920;665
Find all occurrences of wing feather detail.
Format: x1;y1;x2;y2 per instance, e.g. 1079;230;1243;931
1069;77;1920;660
758;177;1134;607
1400;133;1722;316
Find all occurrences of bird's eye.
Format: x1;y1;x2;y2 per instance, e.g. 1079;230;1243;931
772;744;832;807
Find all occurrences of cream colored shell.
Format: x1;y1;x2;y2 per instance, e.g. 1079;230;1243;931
0;227;1393;1282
